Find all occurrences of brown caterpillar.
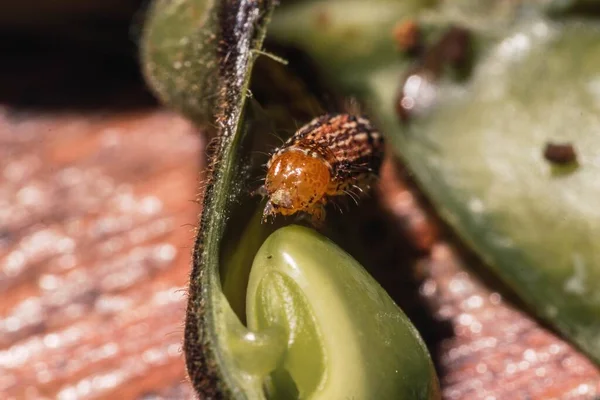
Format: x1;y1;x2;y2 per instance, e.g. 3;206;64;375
258;113;384;225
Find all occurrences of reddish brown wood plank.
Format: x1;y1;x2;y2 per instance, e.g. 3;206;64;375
0;109;199;399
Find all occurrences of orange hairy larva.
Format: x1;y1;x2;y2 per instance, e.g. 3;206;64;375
260;113;384;225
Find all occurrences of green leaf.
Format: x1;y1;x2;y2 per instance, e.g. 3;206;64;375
385;19;600;364
141;0;221;126
267;0;521;96
542;0;600;15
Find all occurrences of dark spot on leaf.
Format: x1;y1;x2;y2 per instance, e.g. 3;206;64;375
392;19;422;55
437;26;472;68
544;142;577;165
396;25;473;123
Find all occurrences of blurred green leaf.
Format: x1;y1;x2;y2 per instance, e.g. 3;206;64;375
387;20;600;364
141;0;221;126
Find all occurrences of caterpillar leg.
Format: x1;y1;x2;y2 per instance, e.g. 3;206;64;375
252;184;268;198
307;203;326;228
262;200;275;224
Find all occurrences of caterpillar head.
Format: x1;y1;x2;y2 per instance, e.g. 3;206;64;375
262;150;330;221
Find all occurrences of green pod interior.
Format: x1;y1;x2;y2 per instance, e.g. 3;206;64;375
247;225;438;399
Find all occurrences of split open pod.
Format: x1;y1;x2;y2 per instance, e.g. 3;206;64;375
142;0;440;398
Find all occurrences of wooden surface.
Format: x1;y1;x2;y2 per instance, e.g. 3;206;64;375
0;108;200;399
0;13;599;399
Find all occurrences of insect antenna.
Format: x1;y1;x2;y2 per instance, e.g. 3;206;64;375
251;150;274;159
307;99;327;118
249;183;267;197
264;130;286;146
343;189;360;206
337;195;353;212
249;176;266;185
351;184;365;195
289;117;301;133
343;96;364;117
331;200;344;214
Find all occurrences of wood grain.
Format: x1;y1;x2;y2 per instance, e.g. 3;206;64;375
0;109;200;399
